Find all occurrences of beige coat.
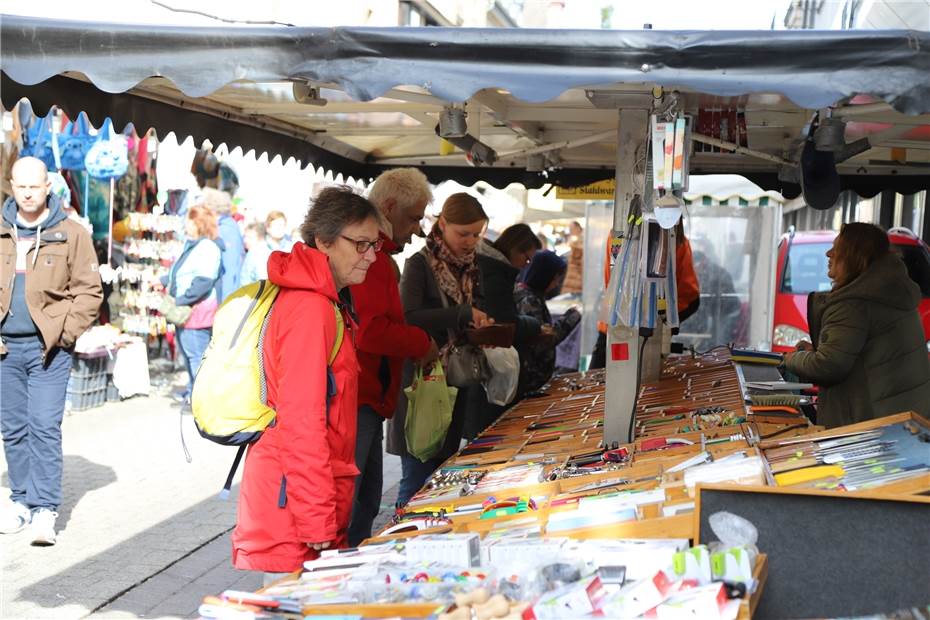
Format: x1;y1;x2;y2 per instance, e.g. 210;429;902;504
1;201;103;356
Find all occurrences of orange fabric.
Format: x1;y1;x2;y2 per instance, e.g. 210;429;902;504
597;231;699;334
676;237;700;312
598;238;613;333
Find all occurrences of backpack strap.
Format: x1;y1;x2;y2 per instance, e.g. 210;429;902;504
324;303;345;426
329;302;345;365
219;444;247;500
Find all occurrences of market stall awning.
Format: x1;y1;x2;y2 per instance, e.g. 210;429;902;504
2;15;930;196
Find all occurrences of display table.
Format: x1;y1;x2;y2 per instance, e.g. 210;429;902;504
199;351;930;619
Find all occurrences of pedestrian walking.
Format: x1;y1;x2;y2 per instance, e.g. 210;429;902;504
166;205;223;398
0;156;103;546
240;210;295;286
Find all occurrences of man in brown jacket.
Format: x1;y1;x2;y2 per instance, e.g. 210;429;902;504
0;156;103;546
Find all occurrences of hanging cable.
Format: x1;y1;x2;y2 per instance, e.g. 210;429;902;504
149;0;296;26
626;331;652;444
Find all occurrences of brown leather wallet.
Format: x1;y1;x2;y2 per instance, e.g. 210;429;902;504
465;323;516;348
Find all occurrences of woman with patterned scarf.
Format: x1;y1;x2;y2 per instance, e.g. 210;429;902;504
386;193;493;506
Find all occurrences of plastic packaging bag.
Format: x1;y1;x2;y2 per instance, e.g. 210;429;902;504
405;365;457;462
708;511;759;552
482;346;520;406
708;510;760;579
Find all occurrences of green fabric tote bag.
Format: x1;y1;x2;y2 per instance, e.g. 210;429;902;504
404;364;457;463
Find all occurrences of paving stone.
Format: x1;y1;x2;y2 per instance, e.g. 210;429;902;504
2;382;406;619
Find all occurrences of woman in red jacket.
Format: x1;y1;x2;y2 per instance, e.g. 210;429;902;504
231;187;380;582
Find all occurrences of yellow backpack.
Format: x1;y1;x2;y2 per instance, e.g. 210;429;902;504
191;279;344;497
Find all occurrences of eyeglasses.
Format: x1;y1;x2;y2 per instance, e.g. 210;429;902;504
341;235;383;254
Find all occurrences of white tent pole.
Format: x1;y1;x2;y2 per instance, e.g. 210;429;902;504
496;129;616;161
604;108;649;447
107;177;114;264
691;132;791;166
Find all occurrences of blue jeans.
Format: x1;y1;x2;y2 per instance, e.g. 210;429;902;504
177;327;211;390
0;336;72;510
397;453;445;508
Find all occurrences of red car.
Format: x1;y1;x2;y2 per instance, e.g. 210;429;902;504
772;227;930;353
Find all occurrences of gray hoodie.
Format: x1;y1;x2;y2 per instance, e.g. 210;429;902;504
1;194;68;337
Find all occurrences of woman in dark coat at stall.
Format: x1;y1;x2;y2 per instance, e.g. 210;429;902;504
386;193;492;506
463;223;545;438
784;222;930;428
514;250;582;398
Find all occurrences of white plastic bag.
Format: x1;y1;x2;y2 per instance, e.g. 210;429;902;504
482;346;520;406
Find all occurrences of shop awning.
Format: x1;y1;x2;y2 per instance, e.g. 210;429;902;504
2;15;930;196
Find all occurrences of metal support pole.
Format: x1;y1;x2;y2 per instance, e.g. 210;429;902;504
604;108;649;447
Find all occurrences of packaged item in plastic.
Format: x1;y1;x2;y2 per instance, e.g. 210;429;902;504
522;574;606;620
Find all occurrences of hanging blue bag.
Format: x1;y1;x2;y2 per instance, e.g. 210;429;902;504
21;113;58;171
84;118;128;180
57;113;95;170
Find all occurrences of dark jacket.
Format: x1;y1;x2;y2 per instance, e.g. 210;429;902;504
349;233;431;419
399;249;476;347
514;283;581;395
475;240;541;346
0;195;103;355
385;249;477;457
785;252;930;428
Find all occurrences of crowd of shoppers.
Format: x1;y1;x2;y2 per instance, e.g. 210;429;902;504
6;154;929;586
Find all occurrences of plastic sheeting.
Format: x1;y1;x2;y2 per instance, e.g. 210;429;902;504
676;204;782;351
3;16;930;112
3;15;930;193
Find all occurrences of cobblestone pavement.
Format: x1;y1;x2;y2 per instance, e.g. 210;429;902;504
0;389;402;619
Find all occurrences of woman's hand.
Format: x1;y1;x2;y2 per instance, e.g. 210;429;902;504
796;340;814;352
307;541;332;551
470;307;494;328
417;338;440;369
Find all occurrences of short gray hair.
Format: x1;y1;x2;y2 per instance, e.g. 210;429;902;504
300;186;379;247
367;168;432;214
199;187;233;215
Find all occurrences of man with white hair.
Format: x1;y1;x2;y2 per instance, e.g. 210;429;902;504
347;168;439;545
0;156;103;546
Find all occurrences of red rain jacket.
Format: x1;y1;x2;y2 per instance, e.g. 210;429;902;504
232;243;360;572
349;233;431;418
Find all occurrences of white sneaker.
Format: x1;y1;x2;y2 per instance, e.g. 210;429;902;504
0;501;31;534
30;508;58;546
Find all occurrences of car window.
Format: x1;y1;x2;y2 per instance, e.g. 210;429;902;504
892;243;930;298
782;242;832;294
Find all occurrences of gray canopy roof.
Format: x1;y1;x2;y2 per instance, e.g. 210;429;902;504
3;14;929;195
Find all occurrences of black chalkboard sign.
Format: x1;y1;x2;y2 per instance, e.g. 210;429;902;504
695;484;930;619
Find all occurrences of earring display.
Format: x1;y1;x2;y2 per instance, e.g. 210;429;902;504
113;212;185;338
